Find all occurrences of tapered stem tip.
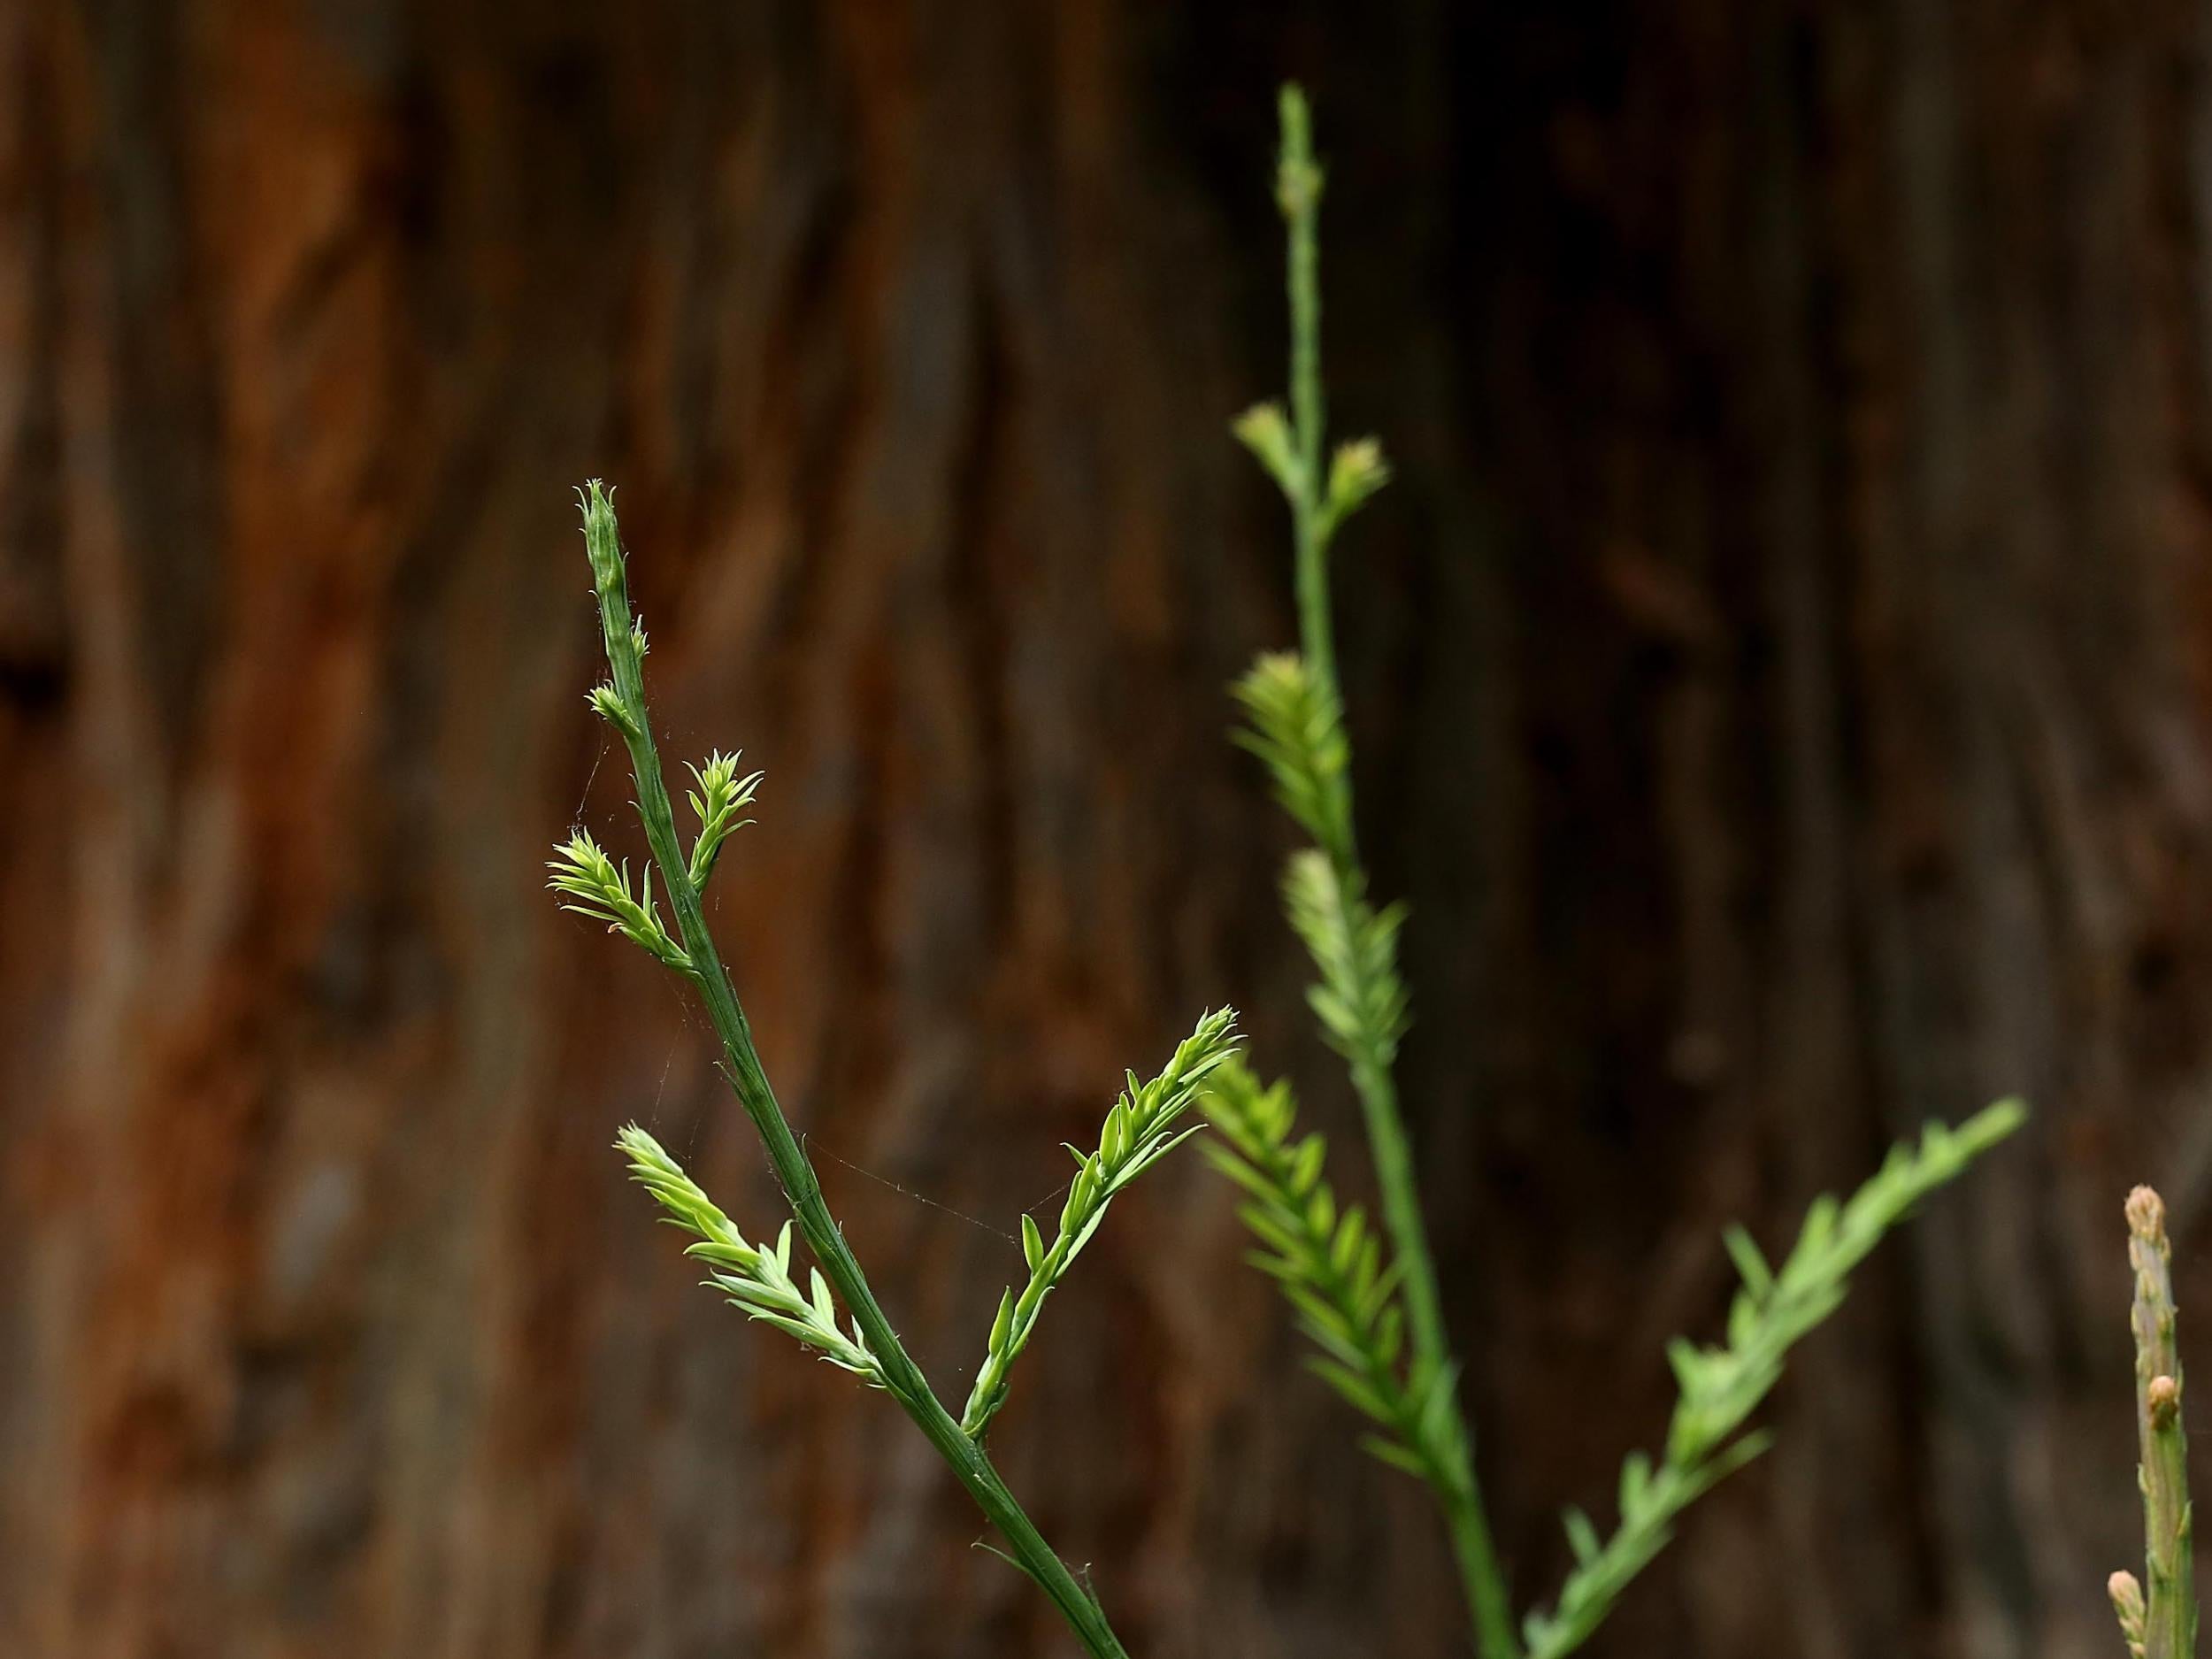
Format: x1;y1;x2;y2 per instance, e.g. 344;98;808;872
2128;1185;2169;1244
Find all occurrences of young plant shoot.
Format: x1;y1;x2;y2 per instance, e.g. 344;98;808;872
1216;86;1516;1659
2110;1186;2197;1659
1210;83;2027;1659
554;482;1238;1659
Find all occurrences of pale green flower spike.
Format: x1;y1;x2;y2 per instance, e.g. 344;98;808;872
1202;1058;1470;1495
1518;1100;2026;1659
618;1125;879;1383
546;829;692;976
683;749;762;889
961;1010;1242;1437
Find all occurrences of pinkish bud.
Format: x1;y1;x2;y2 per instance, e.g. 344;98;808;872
2149;1373;2181;1427
2110;1567;2145;1612
2127;1185;2168;1242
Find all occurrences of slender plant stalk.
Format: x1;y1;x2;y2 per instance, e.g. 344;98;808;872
567;484;1130;1659
1232;83;1517;1659
2112;1185;2197;1659
1222;85;2034;1659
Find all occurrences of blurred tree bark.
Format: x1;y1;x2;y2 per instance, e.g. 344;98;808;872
2;2;2207;1656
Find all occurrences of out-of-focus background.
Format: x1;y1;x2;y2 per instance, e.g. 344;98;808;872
1;2;2202;1655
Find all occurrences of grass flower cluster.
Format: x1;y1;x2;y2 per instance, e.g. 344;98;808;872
1518;1103;2024;1657
962;1010;1240;1437
1203;1059;1471;1497
547;831;693;976
618;1125;881;1383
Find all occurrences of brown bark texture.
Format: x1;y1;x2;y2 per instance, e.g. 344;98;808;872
2;1;2208;1655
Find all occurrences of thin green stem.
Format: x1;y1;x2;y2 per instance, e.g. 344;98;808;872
1279;87;1334;700
1440;1456;1517;1659
579;487;1127;1659
1356;1056;1514;1659
2123;1186;2197;1659
1266;84;1517;1659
